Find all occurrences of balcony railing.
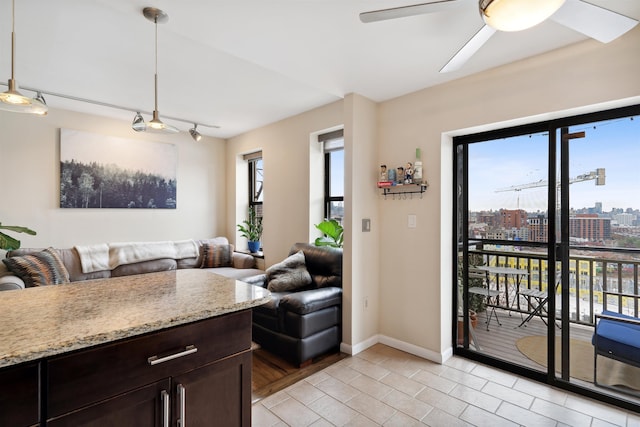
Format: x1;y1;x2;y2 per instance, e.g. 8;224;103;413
465;247;640;326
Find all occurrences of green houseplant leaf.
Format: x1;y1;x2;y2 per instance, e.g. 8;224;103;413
236;207;263;242
0;223;37;251
314;219;343;248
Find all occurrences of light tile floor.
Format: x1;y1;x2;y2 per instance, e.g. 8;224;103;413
252;343;640;426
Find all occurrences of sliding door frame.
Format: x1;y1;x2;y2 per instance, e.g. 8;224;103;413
452;104;640;413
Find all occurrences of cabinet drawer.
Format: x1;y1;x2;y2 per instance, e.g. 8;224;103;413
47;310;251;419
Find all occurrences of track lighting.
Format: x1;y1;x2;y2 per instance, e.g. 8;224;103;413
189;124;202;142
0;0;48;115
132;7;179;134
132;112;146;132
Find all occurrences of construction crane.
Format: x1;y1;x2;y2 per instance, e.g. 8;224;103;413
495;168;605;209
496;168;605;193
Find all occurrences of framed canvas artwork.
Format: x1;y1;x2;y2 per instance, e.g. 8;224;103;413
60;129;177;209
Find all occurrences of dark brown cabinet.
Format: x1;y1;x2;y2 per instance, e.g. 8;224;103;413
172;352;252;426
47;379;171;427
45;310;252;426
0;362;39;427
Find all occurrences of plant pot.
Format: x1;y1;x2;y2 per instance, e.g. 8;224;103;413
457;310;478;345
248;241;260;253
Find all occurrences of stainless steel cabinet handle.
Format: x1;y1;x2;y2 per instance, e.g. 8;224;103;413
161;390;170;427
148;345;198;366
177;383;186;427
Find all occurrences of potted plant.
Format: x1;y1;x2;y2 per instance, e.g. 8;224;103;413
237;207;263;253
314;219;343;248
0;222;37;251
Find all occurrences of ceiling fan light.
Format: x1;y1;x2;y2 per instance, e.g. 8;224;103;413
480;0;566;32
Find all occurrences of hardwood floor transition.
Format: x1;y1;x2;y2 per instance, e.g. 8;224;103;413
251;347;348;404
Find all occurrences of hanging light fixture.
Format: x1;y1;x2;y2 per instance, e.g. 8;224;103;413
0;0;47;115
479;0;566;32
189;124;202;141
132;7;178;134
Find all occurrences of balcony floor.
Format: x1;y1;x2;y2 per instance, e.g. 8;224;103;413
464;308;640;405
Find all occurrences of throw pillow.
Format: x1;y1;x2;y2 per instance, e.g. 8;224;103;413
2;247;70;287
266;250;312;292
200;243;232;268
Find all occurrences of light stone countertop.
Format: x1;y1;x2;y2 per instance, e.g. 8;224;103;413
0;269;271;368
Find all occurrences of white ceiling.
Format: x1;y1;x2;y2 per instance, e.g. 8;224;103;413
1;0;638;138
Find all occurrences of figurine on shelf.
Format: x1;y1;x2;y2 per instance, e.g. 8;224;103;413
388;167;396;183
396;167;404;185
380;164;388;181
405;162;413;184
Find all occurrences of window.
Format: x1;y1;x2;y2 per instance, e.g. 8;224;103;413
320;130;344;223
244;152;263;219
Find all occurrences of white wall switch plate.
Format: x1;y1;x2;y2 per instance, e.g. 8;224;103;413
408;214;417;228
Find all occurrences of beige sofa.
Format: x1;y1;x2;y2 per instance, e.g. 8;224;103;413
0;237;264;291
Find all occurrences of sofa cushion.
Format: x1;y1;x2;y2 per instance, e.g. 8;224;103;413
594;310;640;364
200;243;232;268
111;258;177;277
2;247;70;287
266;250;312;292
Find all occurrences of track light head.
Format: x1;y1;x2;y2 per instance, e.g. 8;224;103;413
189;124;202;141
132;112;146;132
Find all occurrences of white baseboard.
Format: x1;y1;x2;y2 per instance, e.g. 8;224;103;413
341;335;453;364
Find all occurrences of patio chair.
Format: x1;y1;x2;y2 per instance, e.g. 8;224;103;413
468;267;502;330
516;271;561;328
592;311;640;396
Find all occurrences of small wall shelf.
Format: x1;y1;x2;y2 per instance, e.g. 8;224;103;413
378;182;428;199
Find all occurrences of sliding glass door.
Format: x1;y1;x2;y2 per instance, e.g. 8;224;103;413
454;105;640;410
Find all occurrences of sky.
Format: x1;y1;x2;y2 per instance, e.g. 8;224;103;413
467;115;639;213
60;129;177;180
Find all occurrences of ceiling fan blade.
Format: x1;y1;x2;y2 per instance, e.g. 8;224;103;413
360;0;462;23
550;0;638;43
440;25;496;73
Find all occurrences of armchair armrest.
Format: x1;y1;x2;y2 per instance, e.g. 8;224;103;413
280;287;342;315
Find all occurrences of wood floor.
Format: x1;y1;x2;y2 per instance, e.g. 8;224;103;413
251;348;348;404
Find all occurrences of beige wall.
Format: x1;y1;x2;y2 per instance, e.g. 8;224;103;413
343;93;380;350
0;108;226;248
226;101;344;267
378;27;640;360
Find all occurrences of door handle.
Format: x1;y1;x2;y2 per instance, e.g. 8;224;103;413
161;390;170;427
177;383;186;427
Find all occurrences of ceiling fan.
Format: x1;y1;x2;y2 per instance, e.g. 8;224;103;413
360;0;638;73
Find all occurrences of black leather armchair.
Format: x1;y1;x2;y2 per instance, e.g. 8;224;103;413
249;243;342;366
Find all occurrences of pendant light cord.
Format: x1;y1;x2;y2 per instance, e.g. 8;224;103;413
154;15;159;113
10;0;15;80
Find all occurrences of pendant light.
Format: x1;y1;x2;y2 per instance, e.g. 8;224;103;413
132;7;178;133
479;0;566;32
0;0;47;115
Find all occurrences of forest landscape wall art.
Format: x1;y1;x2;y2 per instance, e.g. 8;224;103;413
60;129;177;209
